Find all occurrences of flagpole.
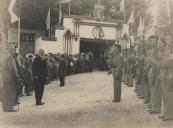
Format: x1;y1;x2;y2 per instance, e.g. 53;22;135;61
129;24;131;50
124;10;126;21
17;19;21;53
59;3;62;26
49;27;51;37
123;0;125;21
49;8;51;37
167;0;171;24
142;19;145;56
49;9;51;37
69;2;71;15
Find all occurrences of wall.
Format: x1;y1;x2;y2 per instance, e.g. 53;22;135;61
35;37;59;54
35;16;128;55
63;18;119;41
8;28;44;43
35;28;80;55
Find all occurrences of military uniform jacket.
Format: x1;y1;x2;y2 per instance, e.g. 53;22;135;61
112;54;123;79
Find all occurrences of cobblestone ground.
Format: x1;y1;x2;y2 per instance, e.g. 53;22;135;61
0;71;173;128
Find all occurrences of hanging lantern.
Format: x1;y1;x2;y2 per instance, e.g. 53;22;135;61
73;19;80;41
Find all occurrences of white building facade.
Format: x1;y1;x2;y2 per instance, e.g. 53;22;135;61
35;15;129;55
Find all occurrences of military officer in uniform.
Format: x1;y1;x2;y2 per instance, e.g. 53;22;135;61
109;44;123;102
127;49;136;87
158;35;173;121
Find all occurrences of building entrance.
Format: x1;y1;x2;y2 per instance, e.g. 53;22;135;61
80;38;114;70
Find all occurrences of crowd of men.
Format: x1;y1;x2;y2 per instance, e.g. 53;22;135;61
0;49;109;111
0;34;173;122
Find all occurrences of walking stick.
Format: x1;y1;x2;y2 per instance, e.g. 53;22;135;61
17;96;20;111
17;78;22;112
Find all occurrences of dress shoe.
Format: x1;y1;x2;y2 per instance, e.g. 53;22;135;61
6;110;17;112
162;117;171;121
139;96;144;99
112;99;120;103
16;101;20;104
26;93;32;96
36;102;45;105
149;111;158;114
147;110;152;112
158;115;164;119
144;101;149;104
147;106;152;109
20;94;25;97
14;101;20;105
147;103;152;107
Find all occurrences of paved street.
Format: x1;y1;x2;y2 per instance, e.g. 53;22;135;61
0;71;173;128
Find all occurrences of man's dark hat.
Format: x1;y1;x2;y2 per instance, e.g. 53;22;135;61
114;44;121;51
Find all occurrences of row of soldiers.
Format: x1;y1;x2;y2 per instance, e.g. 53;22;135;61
122;35;173;121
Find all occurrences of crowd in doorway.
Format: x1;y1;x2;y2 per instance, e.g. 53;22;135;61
46;52;94;81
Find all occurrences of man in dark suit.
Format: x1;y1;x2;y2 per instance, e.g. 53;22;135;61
58;55;67;86
1;46;20;112
32;49;47;105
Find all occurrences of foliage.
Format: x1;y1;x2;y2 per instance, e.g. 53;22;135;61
156;0;173;38
9;0;152;32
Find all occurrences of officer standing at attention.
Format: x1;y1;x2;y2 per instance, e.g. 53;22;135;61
109;44;123;102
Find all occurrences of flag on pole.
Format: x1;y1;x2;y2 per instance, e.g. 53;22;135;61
128;10;134;24
142;18;145;32
138;16;144;37
167;0;171;23
93;3;98;17
46;8;50;30
120;0;125;12
93;0;105;19
59;4;62;26
59;0;71;4
8;0;19;23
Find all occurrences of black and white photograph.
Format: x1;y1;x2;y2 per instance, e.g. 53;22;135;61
0;0;173;127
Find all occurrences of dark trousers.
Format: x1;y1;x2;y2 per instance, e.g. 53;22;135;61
59;75;65;86
34;79;45;104
25;80;32;94
113;79;122;101
113;74;122;101
2;83;17;111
